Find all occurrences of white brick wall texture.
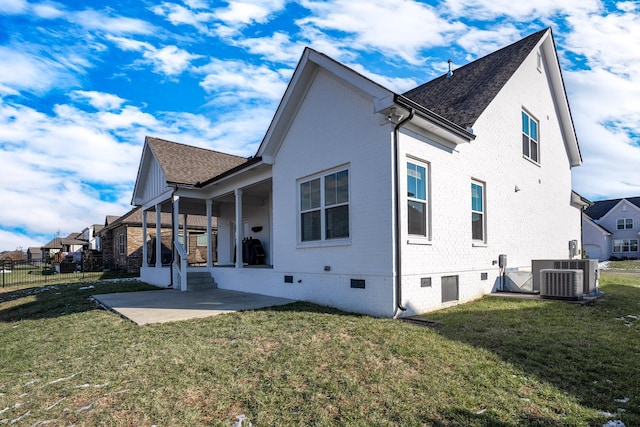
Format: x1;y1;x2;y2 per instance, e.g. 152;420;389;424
209;49;582;318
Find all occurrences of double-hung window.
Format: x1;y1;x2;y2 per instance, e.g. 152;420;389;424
471;180;485;242
300;168;349;242
617;218;633;230
407;161;428;237
522;110;539;163
613;239;639;253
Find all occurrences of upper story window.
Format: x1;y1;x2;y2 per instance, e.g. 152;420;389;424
522;110;539;163
471;180;486;242
300;168;349;242
617;218;633;230
407;161;429;237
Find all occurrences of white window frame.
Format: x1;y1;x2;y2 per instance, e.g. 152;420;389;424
406;159;430;241
522;110;540;163
298;166;350;246
617;218;633;230
613;239;639;253
471;180;486;243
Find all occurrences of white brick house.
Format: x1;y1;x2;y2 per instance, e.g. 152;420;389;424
583;197;640;261
132;28;584;317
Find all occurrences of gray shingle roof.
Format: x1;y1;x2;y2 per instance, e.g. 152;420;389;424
403;28;548;129
42;237;88;249
146;136;247;186
584;197;640;220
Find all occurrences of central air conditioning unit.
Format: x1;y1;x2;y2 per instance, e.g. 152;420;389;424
540;269;583;300
532;259;599;295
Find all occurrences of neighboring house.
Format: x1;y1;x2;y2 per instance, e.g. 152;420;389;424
27;247;44;263
99;207;213;273
583;197;640;261
81;224;104;251
41;234;89;262
132;28;583;317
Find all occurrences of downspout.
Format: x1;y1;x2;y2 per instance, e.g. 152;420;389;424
393;108;414;315
169;187;176;289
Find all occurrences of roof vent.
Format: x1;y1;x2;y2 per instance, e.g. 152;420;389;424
446;59;454;79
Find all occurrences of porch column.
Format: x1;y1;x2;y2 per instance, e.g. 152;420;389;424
173;196;180;255
142;207;148;268
182;213;188;257
235;188;243;268
155;205;162;268
206;199;212;269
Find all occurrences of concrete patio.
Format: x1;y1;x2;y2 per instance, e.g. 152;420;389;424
93;288;295;325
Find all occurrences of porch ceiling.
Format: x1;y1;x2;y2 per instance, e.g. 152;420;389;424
153;178;272;216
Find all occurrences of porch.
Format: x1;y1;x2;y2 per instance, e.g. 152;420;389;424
93;287;295;325
138;175;273;291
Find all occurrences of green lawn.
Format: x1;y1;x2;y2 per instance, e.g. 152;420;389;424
604;259;640;271
0;273;638;426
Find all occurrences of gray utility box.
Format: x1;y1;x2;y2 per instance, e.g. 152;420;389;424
531;259;599;294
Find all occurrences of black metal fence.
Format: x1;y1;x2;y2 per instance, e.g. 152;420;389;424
1;255;134;289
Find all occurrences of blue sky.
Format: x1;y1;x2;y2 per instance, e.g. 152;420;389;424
1;0;639;252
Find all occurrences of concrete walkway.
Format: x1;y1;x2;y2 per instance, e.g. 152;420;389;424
93;288;295;325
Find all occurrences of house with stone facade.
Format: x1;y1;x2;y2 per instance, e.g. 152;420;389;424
131;28;584;317
99;207;213;273
583;197;640;261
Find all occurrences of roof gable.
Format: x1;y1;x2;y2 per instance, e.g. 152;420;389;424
582;212;612;235
404;29;547;129
585;197;640;220
131;136;248;206
403;28;581;166
256;48;396;162
147;137;246;186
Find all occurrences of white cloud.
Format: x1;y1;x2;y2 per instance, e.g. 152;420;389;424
72;91;126;111
32;2;64;19
69;10;156;35
236;32;306;63
443;0;600;20
215;0;286;25
211;0;288;37
565;9;640;78
0;0;28;14
146;45;202;75
566;67;640;199
107;36;201;76
197;59;289;101
298;0;466;65
0;46;79;94
184;0;208;8
150;2;216;35
0;228;49;253
348;63;418;93
557;7;640;199
456;25;524;58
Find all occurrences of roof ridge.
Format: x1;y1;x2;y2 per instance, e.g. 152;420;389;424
146;136;247;160
403;28;549;128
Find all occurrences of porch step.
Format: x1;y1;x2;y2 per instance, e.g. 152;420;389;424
187;271;217;292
